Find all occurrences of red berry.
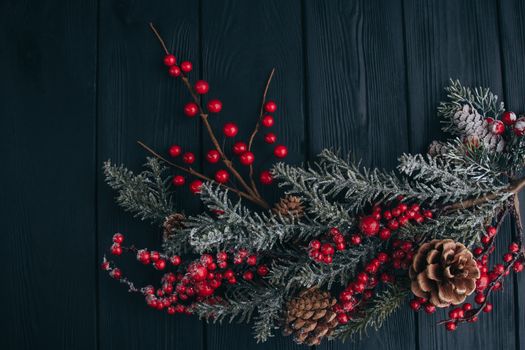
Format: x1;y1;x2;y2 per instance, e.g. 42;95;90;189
337;313;349;324
481;235;492;245
514;261;524;273
101;261;110;270
383;210;392;220
445;322;457;331
167;306;176;315
424;303;436;314
473;247;483;256
377;252;389;263
502;111;517;125
378;228;391;241
257;265;269;276
180;61;192;72
388;219;399;230
223;123;239;137
264;132;277;144
111;268;122;279
246;255;257;266
274;145;288;158
490;120;505;135
214;170;230;184
509;242;520;253
463;303;473;311
168;65;181;77
321;243;335;255
194;80;209;94
207;99;223;113
182;152;195;164
169;145;182;157
323;255;333;264
170;255;182;266
184;102;199;117
163;54;176;66
514;117;525;136
350;234;362;245
191;265;208;281
310;240;321;250
359;216;380;236
110;243;122;256
264;101;277;113
483;303;493;313
231;141;247;155
243;271;254;281
422;210;433;219
503;253;513;263
475;293;486;304
190;180;203;194
172;175;185;186
206;149;220;163
259;170;273;185
409;299;421;311
154;259;166;270
336;242;346;251
112;233;124;244
239;151;255;165
262;115;274;127
487;226;497;237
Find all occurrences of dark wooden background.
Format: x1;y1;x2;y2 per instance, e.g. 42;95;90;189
1;0;525;349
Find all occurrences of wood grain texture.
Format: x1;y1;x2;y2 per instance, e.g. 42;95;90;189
403;1;517;349
304;1;415;349
498;1;525;349
0;0;98;349
200;0;305;348
97;1;204;349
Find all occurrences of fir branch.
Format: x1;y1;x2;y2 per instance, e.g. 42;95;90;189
103;157;173;223
331;284;409;341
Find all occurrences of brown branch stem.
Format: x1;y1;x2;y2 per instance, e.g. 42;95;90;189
149;23;170;55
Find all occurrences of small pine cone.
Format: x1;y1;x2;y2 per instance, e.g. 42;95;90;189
453;104;505;152
273;195;305;219
427;141;447;157
409;239;480;308
162;213;186;241
282;288;338;346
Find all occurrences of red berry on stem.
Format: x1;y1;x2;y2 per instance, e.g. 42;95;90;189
163;54;176;66
194;80;209;94
514;117;525;136
207;99;223;113
240;151;255;165
350;234;362;245
264;132;277;144
168;65;181;77
487;226;497;237
190;180;203;194
113;233;124;244
206;150;220;163
110;243;122;256
243;271;254;281
274;145;288;158
337;313;349;324
379;228;391;241
180;61;192;72
509;242;520;253
359;216;380;236
262;115;274;127
170;255;182;266
475;293;485;304
154;259;166;270
502;111;517;125
232;142;247;155
169;145;182;157
409;299;421;311
184;102;199;117
172;175;185;186
264;101;277;113
259;170;273;185
111;268;122;279
257;265;269;276
214;170;230;183
490;120;505;135
183;152;195;164
246;255;257;266
483;303;493;313
445;322;457;331
503;253;513;263
424;303;436;314
223;123;239;137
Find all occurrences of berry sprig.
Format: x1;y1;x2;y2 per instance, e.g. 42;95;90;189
488;111;525;136
138;23;291;209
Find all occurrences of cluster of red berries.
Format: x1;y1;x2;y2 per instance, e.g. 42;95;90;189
102;233;270;315
307;198;432;265
488;111;525;136
415;224;524;332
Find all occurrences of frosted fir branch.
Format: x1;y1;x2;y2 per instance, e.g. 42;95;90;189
438;79;504;135
331;284;409;341
103;158;173;223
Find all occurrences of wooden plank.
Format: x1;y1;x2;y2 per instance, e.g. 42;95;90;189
200;0;305;348
0;0;97;349
305;1;415;349
498;1;525;349
97;1;204;349
403;0;517;349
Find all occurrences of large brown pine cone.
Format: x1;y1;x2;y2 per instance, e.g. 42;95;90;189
273;195;305;219
162;213;185;241
282;288;338;346
409;239;480;307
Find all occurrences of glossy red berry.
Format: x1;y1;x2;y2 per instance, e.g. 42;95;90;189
350;234;362;245
409;299;421;311
172;175;185;186
110;268;122;279
206;149;220;163
180;61;192;72
337;313;349;324
445;322;457;331
264;132;277;144
163;54;176;66
112;233;124;244
503;253;513;263
190;180;203;194
170;255;182;266
509;242;520;253
214;170;229;184
360;216;380;236
207;99;223;113
243;271;254;281
259;170;273;185
110;243;122;256
424;303;436;314
169;145;182;157
274;145;288;158
321;243;335;255
194;80;209;94
246;255;257;266
514;117;525;136
168;65;181;77
257;265;269;276
154;259;167;270
475;293;485;304
483;303;493;313
487;226;497;237
264;101;277;113
463;303;473;311
378;228;391;241
514;261;524;273
502;111;517;125
262;115;274;127
184;102;199;117
223;123;239;137
182;152;195;164
229;141;246;155
239;151;255;165
490;120;505;135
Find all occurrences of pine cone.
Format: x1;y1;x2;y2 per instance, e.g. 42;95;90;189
162;213;185;241
273;196;305;219
452;104;505;152
428;140;447;157
282;288;338;346
409;239;480;308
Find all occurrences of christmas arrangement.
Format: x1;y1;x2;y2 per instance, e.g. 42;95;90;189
101;24;525;345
